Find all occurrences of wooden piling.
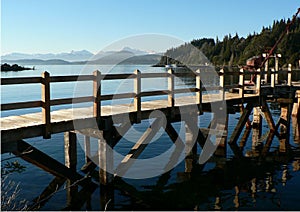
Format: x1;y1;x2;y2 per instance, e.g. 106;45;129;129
64;131;77;170
64;131;78;206
279;103;292;152
84;135;91;163
252;107;262;148
98;126;114;185
185;114;198;157
214;113;228;157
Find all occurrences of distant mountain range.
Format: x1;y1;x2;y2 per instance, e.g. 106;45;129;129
1;47;161;65
2;50;94;62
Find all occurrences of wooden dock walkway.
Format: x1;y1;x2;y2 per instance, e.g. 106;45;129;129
2;65;300;209
0;92;259;143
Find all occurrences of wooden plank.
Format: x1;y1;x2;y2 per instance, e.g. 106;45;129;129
50;75;93;82
140;72;169;78
134;69;141;123
103;73;135;80
50;96;93;106
41;71;51;139
140;90;169;97
115;117;164;177
228;103;253;144
1;77;41;85
1;100;42;111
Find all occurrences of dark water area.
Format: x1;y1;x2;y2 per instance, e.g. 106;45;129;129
1;65;300;210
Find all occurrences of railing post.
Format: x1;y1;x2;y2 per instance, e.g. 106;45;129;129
196;69;202;114
134;69;141;123
287;64;292;86
239;68;244;99
219;69;225;100
275;56;279;84
168;69;175;119
256;68;261;95
271;68;275;89
264;60;268;84
41;71;51;139
93;70;101;126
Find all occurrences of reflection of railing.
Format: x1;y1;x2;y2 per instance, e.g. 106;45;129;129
0;64;294;138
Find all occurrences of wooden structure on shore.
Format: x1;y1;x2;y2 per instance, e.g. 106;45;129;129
1;65;300;209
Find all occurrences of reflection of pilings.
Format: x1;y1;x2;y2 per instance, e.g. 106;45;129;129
251;178;257;203
214;196;222;210
233;186;240;209
281;164;288;186
292;117;300;143
292;90;300;117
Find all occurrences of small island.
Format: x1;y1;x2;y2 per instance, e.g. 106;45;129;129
1;63;34;72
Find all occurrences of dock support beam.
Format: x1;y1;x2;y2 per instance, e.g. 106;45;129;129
279;103;292;152
64;131;78;206
252;107;262;149
214;113;228;157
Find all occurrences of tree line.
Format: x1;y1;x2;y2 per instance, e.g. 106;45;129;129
158;18;300;68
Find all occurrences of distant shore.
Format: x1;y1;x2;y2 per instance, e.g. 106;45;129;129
1;63;34;72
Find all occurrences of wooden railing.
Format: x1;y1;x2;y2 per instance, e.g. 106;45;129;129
1;65;293;138
1;69;202;138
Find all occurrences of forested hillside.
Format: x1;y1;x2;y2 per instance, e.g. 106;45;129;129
158;18;300;68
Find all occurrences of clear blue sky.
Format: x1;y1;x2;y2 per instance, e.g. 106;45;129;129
1;0;299;54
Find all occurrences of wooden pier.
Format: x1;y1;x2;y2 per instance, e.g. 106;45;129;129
2;65;300;209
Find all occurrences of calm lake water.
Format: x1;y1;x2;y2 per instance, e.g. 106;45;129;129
1;65;300;210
